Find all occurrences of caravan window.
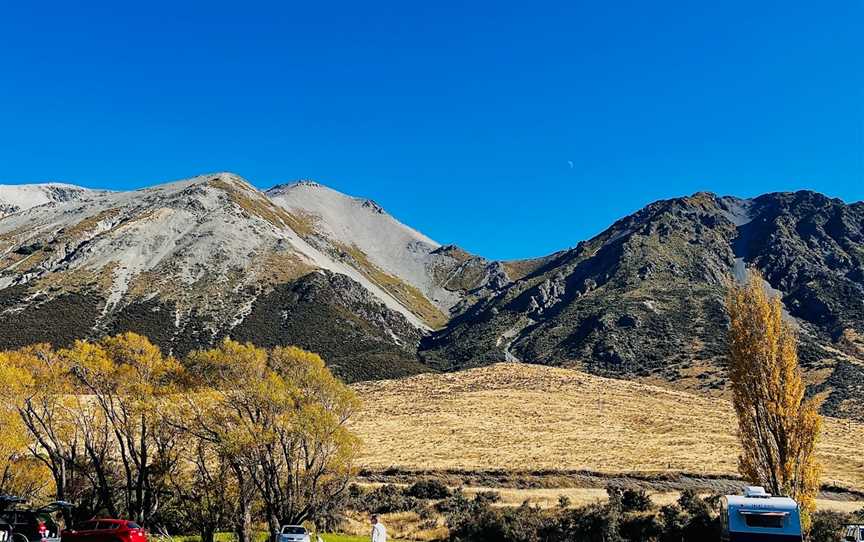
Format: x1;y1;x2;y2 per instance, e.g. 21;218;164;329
743;513;785;528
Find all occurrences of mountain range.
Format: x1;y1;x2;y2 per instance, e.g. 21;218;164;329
1;173;862;420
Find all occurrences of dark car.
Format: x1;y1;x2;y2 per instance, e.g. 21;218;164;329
61;520;146;542
0;497;66;542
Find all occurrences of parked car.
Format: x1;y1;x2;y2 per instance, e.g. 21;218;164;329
278;525;310;542
0;496;68;542
61;520;146;542
845;524;864;542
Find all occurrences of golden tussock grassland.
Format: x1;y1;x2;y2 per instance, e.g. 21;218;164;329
350;363;864;490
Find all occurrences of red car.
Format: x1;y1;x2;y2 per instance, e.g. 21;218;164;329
61;520;146;542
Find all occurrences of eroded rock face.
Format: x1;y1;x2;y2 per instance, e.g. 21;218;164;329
527;274;567;316
742;192;864;334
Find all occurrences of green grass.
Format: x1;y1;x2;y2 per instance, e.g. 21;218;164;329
158;533;407;542
320;535;409;542
161;533;267;542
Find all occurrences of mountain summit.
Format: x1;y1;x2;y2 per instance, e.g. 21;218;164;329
0;175;862;419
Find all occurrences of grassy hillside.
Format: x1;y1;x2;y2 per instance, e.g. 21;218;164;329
350;363;864;490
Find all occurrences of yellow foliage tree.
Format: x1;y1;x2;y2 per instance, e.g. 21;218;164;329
65;332;183;523
184;339;360;533
0;356;51;499
726;270;822;529
1;344;86;514
165;429;234;542
4;333;358;535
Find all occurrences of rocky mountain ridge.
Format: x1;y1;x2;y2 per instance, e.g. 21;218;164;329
420;190;864;419
0;173;861;419
0;173;504;380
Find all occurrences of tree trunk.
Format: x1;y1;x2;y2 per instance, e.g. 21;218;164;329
234;502;252;542
229;462;253;542
54;460;73;526
269;514;281;542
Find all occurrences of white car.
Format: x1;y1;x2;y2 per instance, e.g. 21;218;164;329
278;526;310;542
845;525;864;542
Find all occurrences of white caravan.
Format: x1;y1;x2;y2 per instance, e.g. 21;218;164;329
721;486;803;542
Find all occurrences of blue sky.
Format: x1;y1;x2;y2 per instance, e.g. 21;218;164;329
1;1;861;260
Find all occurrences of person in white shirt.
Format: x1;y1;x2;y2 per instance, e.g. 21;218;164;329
370;514;387;542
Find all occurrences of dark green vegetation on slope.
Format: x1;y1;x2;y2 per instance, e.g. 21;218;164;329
229;270;428;381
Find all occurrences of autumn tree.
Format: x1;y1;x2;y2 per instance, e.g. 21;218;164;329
184;339;360;536
67;333;183;525
261;345;360;530
4;333;356;536
2;344;90;519
726;270;822;528
165;432;233;542
0;356;51;500
175;340;264;542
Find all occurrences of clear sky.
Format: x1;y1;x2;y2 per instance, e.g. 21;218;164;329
1;1;861;260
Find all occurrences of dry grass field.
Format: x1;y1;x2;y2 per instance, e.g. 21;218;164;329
350;363;864;490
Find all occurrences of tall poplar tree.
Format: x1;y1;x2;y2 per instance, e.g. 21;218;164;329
726;269;822;529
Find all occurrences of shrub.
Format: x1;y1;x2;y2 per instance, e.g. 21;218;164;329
347;483;365;500
607;486;653;513
447;500;544;542
620;513;663;542
436;486;726;542
809;510;856;542
655;491;721;542
448;505;509;542
658;504;688;542
406;478;452;500
472;490;502;505
355;484;420;514
623;488;653;512
437;489;501;523
499;503;546;542
436;488;473;516
542;502;622;542
677;489;712;516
